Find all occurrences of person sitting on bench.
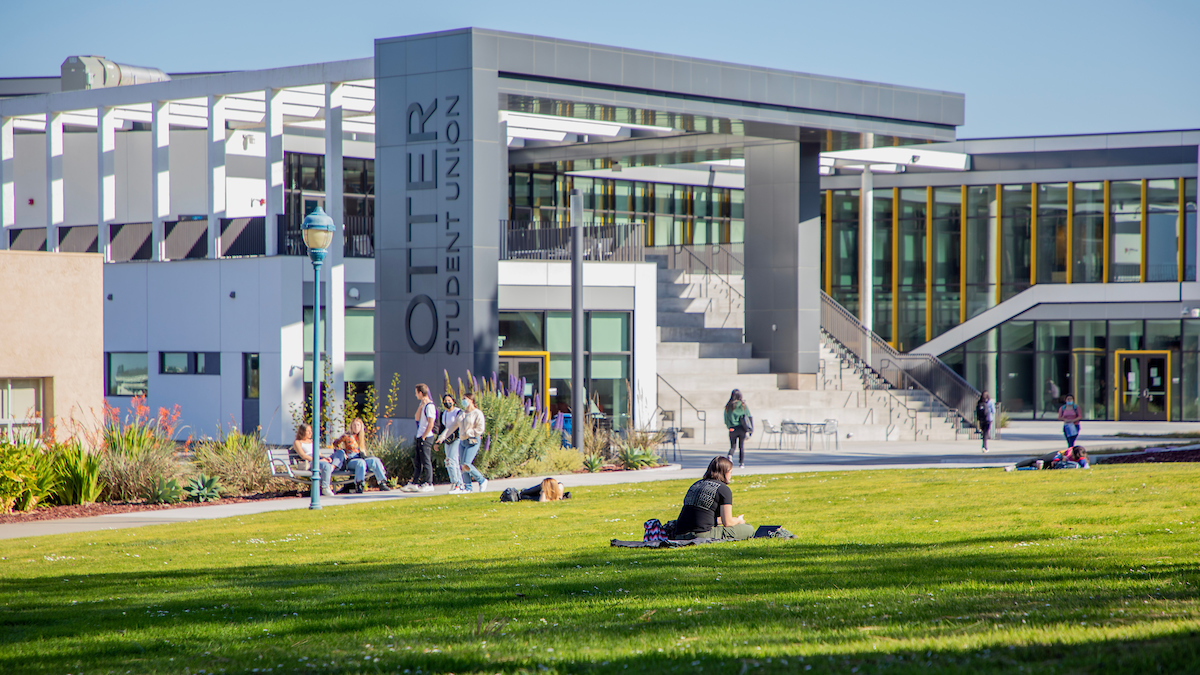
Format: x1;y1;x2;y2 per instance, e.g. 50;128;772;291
674;456;756;540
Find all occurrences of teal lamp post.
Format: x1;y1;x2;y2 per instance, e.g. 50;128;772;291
301;206;335;510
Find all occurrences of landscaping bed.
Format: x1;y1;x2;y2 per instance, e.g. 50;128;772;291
1096;445;1200;464
0;491;298;524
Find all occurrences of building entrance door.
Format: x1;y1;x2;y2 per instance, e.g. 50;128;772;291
497;351;549;407
1114;350;1170;421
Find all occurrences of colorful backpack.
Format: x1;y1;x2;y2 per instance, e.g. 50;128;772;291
643;518;668;543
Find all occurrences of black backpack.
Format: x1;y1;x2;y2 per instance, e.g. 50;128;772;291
976;401;988;422
500;487;521;502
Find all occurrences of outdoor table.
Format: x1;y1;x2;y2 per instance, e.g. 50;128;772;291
780;420;814;451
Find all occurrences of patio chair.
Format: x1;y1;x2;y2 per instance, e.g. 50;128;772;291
757;419;782;449
818;418;840;452
659;427;680;461
780;419;805;451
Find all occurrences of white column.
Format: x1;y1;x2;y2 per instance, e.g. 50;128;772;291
264;88;285;256
859;166;874;331
1;117;13;250
45;112;64;252
207;96;226;259
325;82;346;407
151;101;170;261
97;107;117;262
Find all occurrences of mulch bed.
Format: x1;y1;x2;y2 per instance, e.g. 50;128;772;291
0;491;301;525
1097;447;1200;465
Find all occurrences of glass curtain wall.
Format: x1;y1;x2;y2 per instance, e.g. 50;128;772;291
964;186;998;319
873;190;894;342
1187;179;1198;281
1000;184;1032;301
931;187;961;339
1109;180;1143;282
1073;182;1105;283
895;188;927;350
1146;179;1180;282
1036;183;1069;284
829;190;860;315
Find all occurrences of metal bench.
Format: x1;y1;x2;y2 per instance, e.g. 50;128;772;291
266;447;357;491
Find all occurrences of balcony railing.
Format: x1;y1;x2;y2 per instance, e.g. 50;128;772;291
499;221;646;262
278;214;375;258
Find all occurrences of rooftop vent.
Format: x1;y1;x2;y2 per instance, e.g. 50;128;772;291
61;56;169;91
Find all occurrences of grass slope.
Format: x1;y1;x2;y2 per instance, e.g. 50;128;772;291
1;465;1198;675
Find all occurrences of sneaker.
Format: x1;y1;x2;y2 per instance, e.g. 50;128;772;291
400;483;418;492
448;485;467;495
1034;460;1045;470
418;483;435;493
322;486;335;497
739;463;745;469
478;479;488;493
377;483;393;492
1004;465;1014;472
354;482;364;494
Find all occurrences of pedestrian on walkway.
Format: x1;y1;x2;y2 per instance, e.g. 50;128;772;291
438;391;488;493
1058;394;1083;448
976;391;996;452
724;389;752;468
403;384;438;493
438;393;465;493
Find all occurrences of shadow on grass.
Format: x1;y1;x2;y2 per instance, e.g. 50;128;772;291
1;534;1197;674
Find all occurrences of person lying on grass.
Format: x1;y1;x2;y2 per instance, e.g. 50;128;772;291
674;456;756;541
503;478;570;502
1006;445;1090;471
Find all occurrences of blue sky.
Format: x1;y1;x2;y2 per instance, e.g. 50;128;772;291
2;0;1197;139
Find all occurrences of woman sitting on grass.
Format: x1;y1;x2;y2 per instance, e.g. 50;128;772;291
674;456;756;540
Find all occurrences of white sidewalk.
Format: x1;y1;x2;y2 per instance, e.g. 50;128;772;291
2;420;1195;541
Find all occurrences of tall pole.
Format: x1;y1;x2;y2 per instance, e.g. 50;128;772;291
570;189;585;451
309;249;325;510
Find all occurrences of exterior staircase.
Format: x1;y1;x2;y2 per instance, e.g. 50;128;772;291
654;267;965;444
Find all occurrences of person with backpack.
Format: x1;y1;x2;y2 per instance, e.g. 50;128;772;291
976;391;996;452
403;384;438;493
437;391;488;493
724;389;753;468
437;393;465;494
1057;394;1083;448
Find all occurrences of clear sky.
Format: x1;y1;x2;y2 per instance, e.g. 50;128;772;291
2;0;1196;139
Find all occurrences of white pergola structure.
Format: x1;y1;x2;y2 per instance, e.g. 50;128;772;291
822;146;970;331
0;59;375;260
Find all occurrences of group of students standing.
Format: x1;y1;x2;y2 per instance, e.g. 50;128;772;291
290;382;489;495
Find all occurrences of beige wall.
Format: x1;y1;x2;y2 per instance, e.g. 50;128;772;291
0;250;103;438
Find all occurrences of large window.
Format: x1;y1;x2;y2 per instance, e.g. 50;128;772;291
1109;180;1142;282
0;378;43;441
964;185;997;319
1072;182;1105;283
872;190;894;342
1036;183;1069;284
1000;184;1032;301
930;187;961;338
106;352;148;396
895;188;926;350
1146;179;1180;282
159;352;220;375
828;189;859;315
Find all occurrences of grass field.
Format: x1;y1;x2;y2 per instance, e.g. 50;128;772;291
2;465;1198;675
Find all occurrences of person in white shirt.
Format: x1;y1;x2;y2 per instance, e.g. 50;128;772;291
403;383;438;492
291;423;335;497
437;391;488;492
437;393;466;493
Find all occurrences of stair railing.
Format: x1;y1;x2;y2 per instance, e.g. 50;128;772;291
657;374;707;444
671;245;744;333
820;291;980;432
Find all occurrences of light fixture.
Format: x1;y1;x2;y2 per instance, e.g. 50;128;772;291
300;205;335;511
229;291;236;299
348;286;360;300
301;206;334;251
106;293;113;301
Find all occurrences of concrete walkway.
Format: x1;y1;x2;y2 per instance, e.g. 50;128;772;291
2;420;1195;541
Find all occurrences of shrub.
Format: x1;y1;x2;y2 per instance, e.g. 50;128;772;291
583;454;605;473
373;431;414;484
99;396;186;502
457;371;563;479
526;446;585;475
0;432;59;513
145;477;182;505
51;440;103;505
184;474;223;502
16;447;58;511
192;429;282;496
616;445;659;470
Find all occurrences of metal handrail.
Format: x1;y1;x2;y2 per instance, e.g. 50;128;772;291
672;244;744;332
500;222;646;262
820;290;980;430
657;374;707;444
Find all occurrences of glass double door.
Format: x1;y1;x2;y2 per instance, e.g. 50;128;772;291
1116;351;1170;421
497;353;547;406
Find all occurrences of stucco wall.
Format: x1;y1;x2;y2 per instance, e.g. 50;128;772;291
0;250;103;436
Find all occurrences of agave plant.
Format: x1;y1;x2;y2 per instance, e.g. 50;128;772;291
583;453;605;473
184;474;224;503
145;477;182;505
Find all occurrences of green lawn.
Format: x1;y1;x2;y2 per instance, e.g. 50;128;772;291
2;465;1198;675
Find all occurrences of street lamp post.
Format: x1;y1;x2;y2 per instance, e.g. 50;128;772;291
301;206;335;511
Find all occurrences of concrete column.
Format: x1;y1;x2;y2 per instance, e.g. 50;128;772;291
207;96;226;259
97;107;118;262
1;117;13;250
324;82;346;410
859;167;875;331
743;141;822;383
151;101;170;261
45;112;63;252
264;88;284;256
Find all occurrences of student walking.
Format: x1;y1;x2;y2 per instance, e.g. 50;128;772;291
724;389;752;468
403;384;438;492
438;391;488;492
1058;394;1083;448
976;391;996;452
438;393;465;493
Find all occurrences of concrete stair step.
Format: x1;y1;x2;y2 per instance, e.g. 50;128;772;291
657;297;710;313
656;341;755;359
657;357;772;375
657;311;707;328
657;326;745;343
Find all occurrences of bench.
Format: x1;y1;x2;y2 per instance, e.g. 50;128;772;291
266;447;358;492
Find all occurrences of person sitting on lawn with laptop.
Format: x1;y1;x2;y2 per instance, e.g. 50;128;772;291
674;456;757;541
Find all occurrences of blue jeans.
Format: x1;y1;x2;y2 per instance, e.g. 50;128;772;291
316;460;334;488
443;439;463;487
346;456;387;485
460;440;486;490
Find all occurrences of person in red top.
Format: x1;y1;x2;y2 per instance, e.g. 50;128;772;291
1057;394;1083;448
